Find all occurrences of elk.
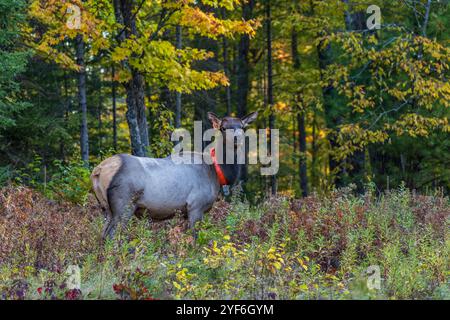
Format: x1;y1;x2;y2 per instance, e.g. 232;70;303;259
91;111;258;239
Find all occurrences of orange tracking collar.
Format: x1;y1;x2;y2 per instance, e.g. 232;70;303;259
210;148;229;186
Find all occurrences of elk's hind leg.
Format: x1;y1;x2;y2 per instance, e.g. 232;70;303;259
101;207;112;240
105;186;138;239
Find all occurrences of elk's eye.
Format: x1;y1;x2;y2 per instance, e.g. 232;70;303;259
220;127;226;132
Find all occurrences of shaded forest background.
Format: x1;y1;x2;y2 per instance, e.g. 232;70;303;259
1;0;449;200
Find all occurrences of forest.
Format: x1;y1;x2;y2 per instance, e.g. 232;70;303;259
0;0;449;300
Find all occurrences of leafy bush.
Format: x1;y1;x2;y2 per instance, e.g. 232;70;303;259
45;159;92;205
14;155;91;205
0;166;12;186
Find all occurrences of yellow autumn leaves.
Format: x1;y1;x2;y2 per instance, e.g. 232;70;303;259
27;0;257;92
166;235;325;299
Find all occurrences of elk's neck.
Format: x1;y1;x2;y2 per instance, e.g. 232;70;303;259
217;144;242;185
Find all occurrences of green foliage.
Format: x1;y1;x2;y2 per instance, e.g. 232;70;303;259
45;159;92;205
14;155;91;205
0;0;30;129
28;0;255;93
13;155;45;188
148;102;175;158
0;166;12;186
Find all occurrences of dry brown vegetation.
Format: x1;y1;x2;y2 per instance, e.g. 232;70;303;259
0;186;100;271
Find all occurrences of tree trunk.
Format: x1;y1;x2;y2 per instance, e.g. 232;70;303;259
175;25;182;128
111;65;118;152
422;0;432;37
113;0;148;156
297;112;308;197
134;71;149;154
291;27;308;197
125;74;144;157
236;0;253;117
97;71;103;154
317;40;344;188
222;35;232;116
75;34;89;165
316;1;363;188
266;0;277;195
292;115;297;152
221;9;232;116
311;115;317;189
145;83;153;145
61;70;70;161
234;2;253;183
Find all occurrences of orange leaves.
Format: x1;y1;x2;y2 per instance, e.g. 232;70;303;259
179;6;257;39
274;101;289;113
274;42;291;63
207;71;230;87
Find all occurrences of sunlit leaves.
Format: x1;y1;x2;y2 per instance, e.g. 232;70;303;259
335;124;388;161
27;0;257;91
387;114;449;137
179;6;257;39
322;26;449;161
28;0;109;70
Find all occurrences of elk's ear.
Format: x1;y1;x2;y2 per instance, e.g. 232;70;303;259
241;111;258;127
207;112;221;129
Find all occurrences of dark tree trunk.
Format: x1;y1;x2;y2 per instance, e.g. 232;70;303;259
97;71;103;154
297;112;308;197
175;25;182;128
291;27;308;197
292;115;297;152
124;72;145;156
111;65;118;152
236;0;253;117
312;1;348;188
75;34;89;165
145;83;153;145
349;150;366;193
311;115;318;189
223;36;232;116
318;42;344;188
221;9;232;116
266;0;277;195
61;70;70;161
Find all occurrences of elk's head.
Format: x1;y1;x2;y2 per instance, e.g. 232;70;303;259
207;112;258;149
